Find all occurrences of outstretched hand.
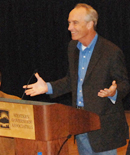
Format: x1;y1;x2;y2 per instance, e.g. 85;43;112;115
98;80;117;98
23;73;48;96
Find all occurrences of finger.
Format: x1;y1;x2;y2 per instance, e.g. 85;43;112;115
99;88;108;92
98;90;109;97
30;92;39;96
112;80;116;85
98;93;104;97
23;83;35;89
99;90;104;93
99;91;108;96
26;89;39;96
35;73;40;79
24;84;34;89
25;89;35;95
23;85;27;88
98;92;106;97
100;92;106;96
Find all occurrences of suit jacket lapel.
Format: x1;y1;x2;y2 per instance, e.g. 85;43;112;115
84;36;103;81
74;47;79;83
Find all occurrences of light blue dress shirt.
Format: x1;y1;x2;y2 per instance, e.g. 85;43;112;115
76;34;98;107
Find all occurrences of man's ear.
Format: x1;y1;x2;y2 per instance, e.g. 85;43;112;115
87;21;94;30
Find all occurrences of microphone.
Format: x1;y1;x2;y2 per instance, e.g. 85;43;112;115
21;69;38;99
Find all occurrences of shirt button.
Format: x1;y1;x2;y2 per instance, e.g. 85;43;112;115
80;90;82;92
82;67;84;69
80;79;83;81
83;56;86;58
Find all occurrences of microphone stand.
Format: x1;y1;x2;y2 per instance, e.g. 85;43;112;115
21;69;37;99
57;134;72;155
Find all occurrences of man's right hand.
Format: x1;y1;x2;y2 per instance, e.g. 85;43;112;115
23;73;48;96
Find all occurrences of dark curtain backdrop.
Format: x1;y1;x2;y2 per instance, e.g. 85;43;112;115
0;0;130;109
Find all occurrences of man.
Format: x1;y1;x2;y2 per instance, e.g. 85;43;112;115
23;3;130;155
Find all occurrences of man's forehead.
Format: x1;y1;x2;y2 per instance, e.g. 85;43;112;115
68;8;87;21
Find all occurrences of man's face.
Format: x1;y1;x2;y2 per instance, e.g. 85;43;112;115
68;7;89;42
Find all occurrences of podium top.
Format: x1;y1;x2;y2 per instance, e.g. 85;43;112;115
0;97;55;106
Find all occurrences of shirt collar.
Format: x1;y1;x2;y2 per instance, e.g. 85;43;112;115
77;33;98;51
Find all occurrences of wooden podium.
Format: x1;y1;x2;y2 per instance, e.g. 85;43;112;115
0;98;100;155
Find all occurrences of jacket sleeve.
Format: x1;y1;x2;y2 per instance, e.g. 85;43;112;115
49;70;71;98
110;48;130;101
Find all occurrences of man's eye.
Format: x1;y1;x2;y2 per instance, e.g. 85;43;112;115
74;21;78;25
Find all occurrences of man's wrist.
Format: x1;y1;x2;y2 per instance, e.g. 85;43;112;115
46;82;53;94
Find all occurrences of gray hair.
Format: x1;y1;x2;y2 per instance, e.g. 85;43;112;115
75;3;98;29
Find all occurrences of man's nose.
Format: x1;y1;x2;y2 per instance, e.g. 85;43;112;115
68;23;73;31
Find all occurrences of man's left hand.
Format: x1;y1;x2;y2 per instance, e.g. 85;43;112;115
98;80;117;97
